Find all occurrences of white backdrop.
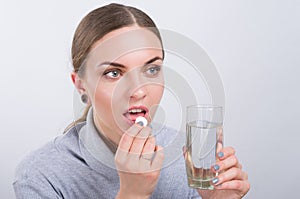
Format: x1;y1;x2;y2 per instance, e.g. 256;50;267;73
1;0;299;198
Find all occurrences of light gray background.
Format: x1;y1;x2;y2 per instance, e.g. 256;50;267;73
1;0;299;198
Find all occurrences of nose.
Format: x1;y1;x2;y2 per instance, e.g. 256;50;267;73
130;85;147;101
128;71;147;101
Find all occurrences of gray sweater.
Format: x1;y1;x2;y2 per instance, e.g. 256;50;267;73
13;109;200;198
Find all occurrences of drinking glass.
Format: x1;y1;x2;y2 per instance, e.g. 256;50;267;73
185;105;223;190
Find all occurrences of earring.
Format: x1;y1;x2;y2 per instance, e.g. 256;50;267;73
81;94;89;104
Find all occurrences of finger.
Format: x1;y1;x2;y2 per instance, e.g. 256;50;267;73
238;163;243;170
129;126;152;154
217;146;235;160
139;136;156;170
214;154;239;172
118;124;143;151
212;167;246;186
214;179;251;197
151;145;164;171
115;124;143;167
141;136;156;155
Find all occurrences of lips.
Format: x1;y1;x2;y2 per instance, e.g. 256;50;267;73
123;106;149;124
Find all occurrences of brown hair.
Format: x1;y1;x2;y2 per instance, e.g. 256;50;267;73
66;3;163;132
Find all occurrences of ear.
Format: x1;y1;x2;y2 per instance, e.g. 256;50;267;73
71;72;86;95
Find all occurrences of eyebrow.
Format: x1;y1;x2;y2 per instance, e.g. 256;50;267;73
97;56;163;68
144;56;163;65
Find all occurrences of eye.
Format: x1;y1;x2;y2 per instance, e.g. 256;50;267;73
103;69;122;79
145;65;161;77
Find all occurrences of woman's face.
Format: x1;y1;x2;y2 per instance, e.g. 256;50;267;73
81;27;164;143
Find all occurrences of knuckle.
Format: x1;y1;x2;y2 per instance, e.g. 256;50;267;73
232;167;241;177
217;174;225;183
231;146;236;154
246;181;251;191
231;155;238;165
217;161;224;170
233;181;243;190
239;163;243;170
227;146;235;154
244;172;248;180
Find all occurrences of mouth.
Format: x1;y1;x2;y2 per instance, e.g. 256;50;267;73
123;106;149;125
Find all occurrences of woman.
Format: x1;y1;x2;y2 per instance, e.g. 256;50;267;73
13;3;250;198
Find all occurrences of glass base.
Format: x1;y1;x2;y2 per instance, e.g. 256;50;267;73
188;177;214;190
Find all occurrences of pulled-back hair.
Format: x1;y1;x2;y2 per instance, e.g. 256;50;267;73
66;3;163;132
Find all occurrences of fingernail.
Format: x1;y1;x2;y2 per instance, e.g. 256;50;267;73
212;178;219;184
213;164;220;171
136;121;144;126
218;152;224;158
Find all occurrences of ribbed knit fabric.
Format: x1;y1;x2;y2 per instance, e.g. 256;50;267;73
13;108;200;199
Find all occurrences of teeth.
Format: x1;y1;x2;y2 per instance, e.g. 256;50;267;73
129;109;143;113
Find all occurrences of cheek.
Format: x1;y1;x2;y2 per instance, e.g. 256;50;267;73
149;84;164;103
93;82;125;122
148;84;164;120
157;88;164;101
94;85;114;116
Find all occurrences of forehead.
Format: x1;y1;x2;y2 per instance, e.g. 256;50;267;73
86;27;163;67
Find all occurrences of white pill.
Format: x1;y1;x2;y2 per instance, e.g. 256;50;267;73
135;116;148;127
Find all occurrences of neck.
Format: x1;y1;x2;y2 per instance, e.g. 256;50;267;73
92;111;121;150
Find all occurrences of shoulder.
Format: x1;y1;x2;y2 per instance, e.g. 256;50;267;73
14;122;86;183
13;140;62;197
14;141;58;182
